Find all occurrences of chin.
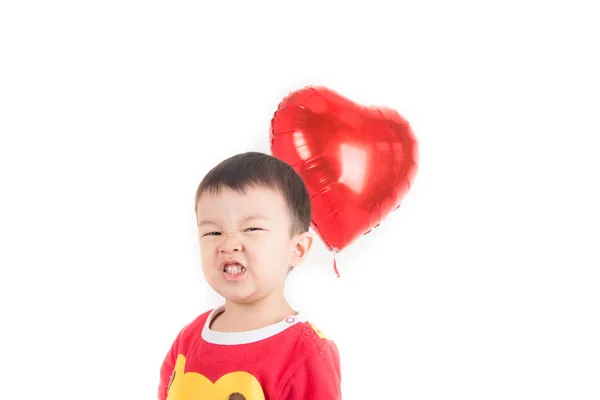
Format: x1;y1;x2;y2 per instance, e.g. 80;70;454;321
219;288;257;304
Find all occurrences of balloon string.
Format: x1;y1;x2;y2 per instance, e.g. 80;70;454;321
333;256;340;278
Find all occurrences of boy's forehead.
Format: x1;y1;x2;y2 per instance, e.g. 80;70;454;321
199;184;283;201
196;185;289;216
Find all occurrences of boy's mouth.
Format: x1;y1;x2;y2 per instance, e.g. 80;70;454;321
221;262;246;279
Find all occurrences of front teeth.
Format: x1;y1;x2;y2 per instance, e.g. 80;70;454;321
224;264;244;275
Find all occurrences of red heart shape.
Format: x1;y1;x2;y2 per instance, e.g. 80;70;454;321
270;86;419;252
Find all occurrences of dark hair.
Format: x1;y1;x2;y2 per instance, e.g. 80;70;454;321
194;152;311;234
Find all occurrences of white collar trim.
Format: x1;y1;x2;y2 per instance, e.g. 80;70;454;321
201;305;306;345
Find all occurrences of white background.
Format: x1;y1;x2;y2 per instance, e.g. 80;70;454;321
1;1;599;399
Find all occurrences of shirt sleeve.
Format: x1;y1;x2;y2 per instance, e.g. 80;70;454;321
279;340;342;400
157;329;184;400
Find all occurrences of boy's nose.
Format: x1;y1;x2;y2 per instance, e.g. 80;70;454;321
219;231;242;253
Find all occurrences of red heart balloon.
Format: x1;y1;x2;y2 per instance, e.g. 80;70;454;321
270;86;419;253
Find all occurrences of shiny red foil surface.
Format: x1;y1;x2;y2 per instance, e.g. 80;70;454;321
270;86;419;252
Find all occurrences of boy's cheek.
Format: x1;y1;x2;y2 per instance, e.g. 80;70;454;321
198;243;216;254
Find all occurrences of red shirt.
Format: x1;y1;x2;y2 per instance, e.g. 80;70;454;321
158;306;342;399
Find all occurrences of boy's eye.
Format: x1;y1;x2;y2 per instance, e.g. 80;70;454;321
203;231;221;237
245;227;262;232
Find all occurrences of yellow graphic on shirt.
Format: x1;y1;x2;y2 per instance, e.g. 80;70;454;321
166;354;265;400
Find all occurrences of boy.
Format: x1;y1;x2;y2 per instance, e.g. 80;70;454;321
158;152;342;400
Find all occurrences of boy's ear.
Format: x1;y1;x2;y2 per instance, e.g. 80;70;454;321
290;231;313;267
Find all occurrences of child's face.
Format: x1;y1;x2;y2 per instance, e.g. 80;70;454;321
196;185;312;305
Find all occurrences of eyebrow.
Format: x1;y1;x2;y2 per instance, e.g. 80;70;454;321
197;220;217;227
197;214;269;227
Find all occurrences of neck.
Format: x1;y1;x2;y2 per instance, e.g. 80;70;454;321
213;292;296;332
